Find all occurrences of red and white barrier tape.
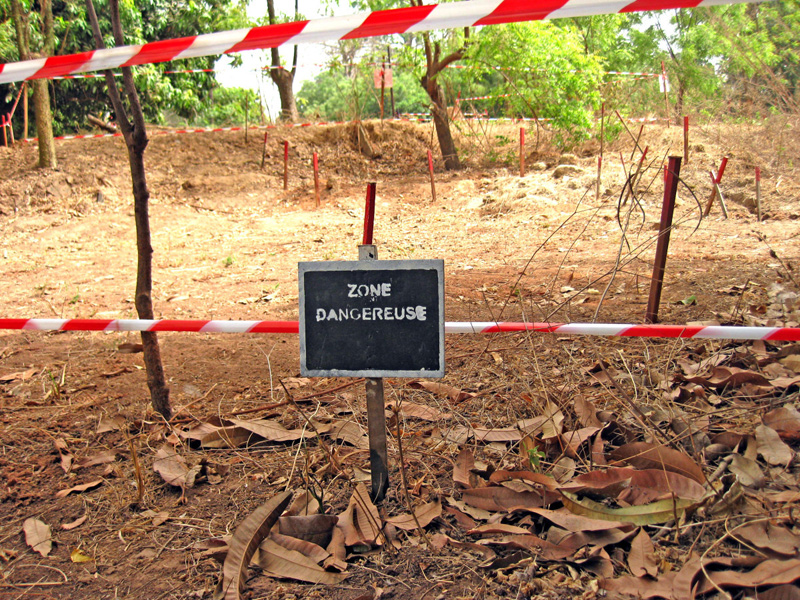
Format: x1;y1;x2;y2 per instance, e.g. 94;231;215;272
0;0;752;85
1;319;797;341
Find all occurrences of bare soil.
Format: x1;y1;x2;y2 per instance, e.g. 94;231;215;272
0;118;798;600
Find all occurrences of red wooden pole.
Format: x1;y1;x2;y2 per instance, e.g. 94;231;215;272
260;131;268;170
519;127;525;177
703;157;728;216
8;114;14;145
313;152;320;208
427;149;437;203
1;115;7;147
646;156;682;323
683;116;689;164
362;182;377;245
283;140;289;191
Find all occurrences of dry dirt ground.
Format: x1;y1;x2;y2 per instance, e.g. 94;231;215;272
0;118;799;600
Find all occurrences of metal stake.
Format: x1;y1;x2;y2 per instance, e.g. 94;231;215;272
359;183;388;502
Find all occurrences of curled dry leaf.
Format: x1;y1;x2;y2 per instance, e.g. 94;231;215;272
628;528;658;578
70;548;94;563
55;479;103;498
75;451;117;470
609;442;705;484
153;445;191;489
256;538;346;585
407;381;473;402
384;500;442;531
696;558;800;595
228;417;316;443
388;400;451;421
23;518;52;557
755;425;794;466
61;514;88;531
278;514;337;547
728;454;766;488
453;447;475;489
733;521;800;557
216;490;292;600
96;414;126;434
764;406;800;442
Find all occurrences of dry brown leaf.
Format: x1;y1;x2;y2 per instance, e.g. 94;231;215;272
351;483;381;545
285;491;321;517
488;470;557;490
628;528;658;577
461;486;557;512
728;454;766;488
277;515;337;547
764;406;800;441
520;507;633;532
228;417;316;443
96;414;126;434
55;438;73;474
560;427;601;457
453;447;475;489
55;479;103;498
467;523;530;536
327;420;369;449
573;395;603;428
388;401;451;421
445;496;492;521
697;558;800;594
609;442;705;484
733;521;800;557
153;445;191;489
0;368;36;382
756;425;795;466
61;514;88;531
180;418;254;449
757;585;800;600
269;532;329;564
23;518;52;556
216;490;292;600
75;451;117;470
562;467;705;503
407;381;473;402
70;548;94;563
551;456;576;483
256;538;346;584
384;500;441;531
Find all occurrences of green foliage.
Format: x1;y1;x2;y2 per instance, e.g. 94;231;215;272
472;21;604;148
187;86;257;127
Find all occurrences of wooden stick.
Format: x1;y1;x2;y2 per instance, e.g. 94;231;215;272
596;102;604;201
283;140;289;191
260;131;268;170
519;126;525;177
703;157;728;216
661;61;670;126
756;166;762;222
708;170;728;218
7;113;14;145
313;151;320;208
683;116;689;164
427;149;437;203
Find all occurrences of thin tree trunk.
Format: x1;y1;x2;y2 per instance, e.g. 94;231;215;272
32;79;57;168
272;68;299;122
85;0;171;419
423;74;460;171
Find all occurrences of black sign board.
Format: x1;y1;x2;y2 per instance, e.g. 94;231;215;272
299;259;444;378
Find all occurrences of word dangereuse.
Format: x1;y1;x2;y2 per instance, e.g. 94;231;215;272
315;282;428;322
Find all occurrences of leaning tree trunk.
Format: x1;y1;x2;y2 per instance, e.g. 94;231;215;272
422;73;460;171
86;0;171;419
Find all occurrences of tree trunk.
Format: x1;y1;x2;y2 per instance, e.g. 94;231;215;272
271;67;299;122
267;0;298;123
423;74;460;170
10;0;57;168
32;78;57;168
86;0;171;419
